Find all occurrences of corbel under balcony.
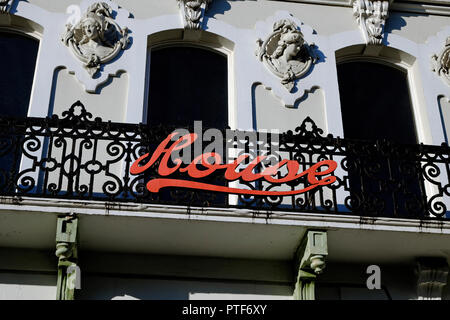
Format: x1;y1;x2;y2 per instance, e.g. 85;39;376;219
294;230;328;300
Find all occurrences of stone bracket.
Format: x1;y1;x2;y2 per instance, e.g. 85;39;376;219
416;257;449;300
352;0;389;45
56;215;79;300
177;0;212;30
293;230;328;300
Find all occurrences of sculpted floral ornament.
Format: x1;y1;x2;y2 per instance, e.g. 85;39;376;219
177;0;212;29
0;0;14;13
353;0;389;45
256;19;318;92
61;2;130;77
432;37;450;87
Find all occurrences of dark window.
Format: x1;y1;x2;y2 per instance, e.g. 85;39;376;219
337;61;425;218
337;61;417;144
0;33;39;192
0;32;39;118
147;46;228;128
146;46;229;206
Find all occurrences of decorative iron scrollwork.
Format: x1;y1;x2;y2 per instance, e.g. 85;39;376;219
0;102;448;220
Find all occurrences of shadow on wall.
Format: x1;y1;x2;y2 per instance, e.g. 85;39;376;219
293;86;321;109
316;263;418;300
438;95;450;145
0;271;57;287
77;274;293;300
206;0;250;18
383;12;430;45
384;13;407;34
289;46;326;95
204;0;253;29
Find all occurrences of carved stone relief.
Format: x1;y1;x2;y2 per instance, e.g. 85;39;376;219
353;0;389;45
432;37;450;87
416;258;449;300
177;0;212;29
0;0;14;13
256;19;318;92
61;2;130;77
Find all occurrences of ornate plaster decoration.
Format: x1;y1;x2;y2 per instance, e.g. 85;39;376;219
353;0;389;45
294;230;328;300
416;258;449;300
256;19;318;92
177;0;212;29
56;215;79;300
432;37;450;86
0;0;14;13
61;2;130;77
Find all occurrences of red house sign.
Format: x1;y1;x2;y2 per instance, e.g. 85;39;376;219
130;132;338;196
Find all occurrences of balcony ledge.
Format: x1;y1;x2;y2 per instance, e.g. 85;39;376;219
0;196;449;265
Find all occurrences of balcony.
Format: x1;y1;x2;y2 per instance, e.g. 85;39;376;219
0;101;449;221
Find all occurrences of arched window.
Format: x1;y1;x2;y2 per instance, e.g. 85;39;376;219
337;60;424;218
0;32;39;118
337;61;417;144
145;45;229;206
147;46;228;128
0;31;39;191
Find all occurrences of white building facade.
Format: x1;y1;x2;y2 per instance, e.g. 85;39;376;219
0;0;449;300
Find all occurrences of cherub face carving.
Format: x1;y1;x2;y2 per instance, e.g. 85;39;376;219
62;2;130;77
82;18;101;41
273;31;305;64
256;19;317;92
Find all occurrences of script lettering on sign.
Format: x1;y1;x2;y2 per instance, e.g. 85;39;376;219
130;132;338;196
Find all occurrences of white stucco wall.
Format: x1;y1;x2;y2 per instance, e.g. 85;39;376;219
4;0;447;141
254;84;326;132
51;68;128;121
0;0;449;301
0;273;57;300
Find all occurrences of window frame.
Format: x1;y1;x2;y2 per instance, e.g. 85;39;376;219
0;27;41;118
143;36;236;130
335;50;438;218
335;51;428;144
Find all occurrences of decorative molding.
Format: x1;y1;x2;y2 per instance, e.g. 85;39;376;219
416;258;449;300
293;230;328;300
256;19;318;92
177;0;212;29
55;215;79;300
269;1;450;16
352;0;389;45
0;0;14;13
61;2;130;78
432;37;450;87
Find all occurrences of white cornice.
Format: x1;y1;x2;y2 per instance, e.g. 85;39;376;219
1;196;449;235
390;2;450;16
272;0;450;16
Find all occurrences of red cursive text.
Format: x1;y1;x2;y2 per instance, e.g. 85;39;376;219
130;132;338;196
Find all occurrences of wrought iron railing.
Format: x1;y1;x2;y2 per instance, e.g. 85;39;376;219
0;101;449;220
